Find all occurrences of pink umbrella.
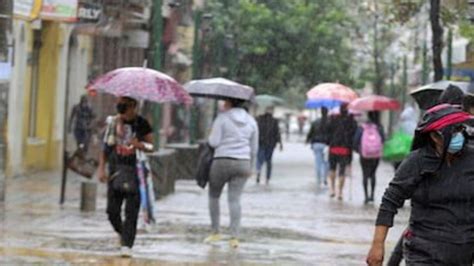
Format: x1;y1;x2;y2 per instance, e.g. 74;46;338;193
348;95;400;111
306;83;358;103
87;67;193;105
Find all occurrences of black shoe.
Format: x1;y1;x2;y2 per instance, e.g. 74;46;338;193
256;176;260;184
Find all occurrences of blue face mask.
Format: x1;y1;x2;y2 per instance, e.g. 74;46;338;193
448;132;465;154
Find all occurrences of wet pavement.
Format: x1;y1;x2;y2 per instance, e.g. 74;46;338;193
0;137;409;265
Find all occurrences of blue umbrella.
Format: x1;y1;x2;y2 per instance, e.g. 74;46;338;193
305;99;343;109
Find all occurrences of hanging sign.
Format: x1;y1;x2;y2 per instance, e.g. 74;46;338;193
77;1;102;23
40;0;78;22
13;0;43;20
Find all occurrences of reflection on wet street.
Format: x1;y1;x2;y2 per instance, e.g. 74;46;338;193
0;140;409;265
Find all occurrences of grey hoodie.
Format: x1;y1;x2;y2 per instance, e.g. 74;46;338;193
209;108;259;162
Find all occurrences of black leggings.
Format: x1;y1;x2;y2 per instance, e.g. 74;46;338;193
360;158;379;201
107;185;141;248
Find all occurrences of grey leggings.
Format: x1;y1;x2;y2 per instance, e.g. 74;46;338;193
209;158;251;238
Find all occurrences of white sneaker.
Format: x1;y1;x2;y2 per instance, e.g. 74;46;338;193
120;246;132;258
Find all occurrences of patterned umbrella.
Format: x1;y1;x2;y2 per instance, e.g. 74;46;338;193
184;78;255;101
348;95;401;111
87;67;193;105
306;83;358;103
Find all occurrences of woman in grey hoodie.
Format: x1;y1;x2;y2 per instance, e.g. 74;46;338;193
204;98;258;248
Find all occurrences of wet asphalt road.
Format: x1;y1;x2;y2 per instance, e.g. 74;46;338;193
0;138;409;265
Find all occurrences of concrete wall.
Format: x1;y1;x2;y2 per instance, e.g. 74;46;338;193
7;20;31;176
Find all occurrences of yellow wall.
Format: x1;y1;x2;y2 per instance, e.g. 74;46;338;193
23;22;61;170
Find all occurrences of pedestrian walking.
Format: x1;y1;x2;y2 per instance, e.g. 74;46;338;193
367;104;474;266
256;106;283;184
353;111;384;204
326;103;357;200
98;97;153;257
205;98;258;249
69;95;95;152
386;84;465;266
297;114;307;136
306;107;330;188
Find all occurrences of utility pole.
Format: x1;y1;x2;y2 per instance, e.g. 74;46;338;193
446;28;453;80
401;55;408;104
422;39;429;84
0;0;11;202
151;0;163;147
189;9;203;144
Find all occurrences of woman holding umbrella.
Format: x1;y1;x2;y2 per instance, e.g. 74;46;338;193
185;78;258;248
89;67;192;257
306;83;358;200
353;111;385;204
350;95;399;204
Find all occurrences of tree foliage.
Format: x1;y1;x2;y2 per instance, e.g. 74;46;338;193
202;0;355;98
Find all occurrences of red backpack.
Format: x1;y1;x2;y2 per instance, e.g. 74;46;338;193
361;123;383;158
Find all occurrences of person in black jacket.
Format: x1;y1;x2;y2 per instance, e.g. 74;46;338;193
386;84;466;266
367;104;474;266
306;107;330;188
256;106;282;184
326;104;358;200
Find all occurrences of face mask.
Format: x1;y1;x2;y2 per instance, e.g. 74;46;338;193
116;102;128;114
448;132;465;154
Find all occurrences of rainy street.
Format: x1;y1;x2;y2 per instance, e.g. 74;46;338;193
3;1;474;265
0;138;409;265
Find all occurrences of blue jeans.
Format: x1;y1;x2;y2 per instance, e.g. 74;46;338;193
312;143;328;185
256;146;275;180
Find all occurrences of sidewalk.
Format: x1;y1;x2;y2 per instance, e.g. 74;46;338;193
0;140;410;265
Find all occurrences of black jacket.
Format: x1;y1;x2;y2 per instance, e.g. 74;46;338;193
326;114;357;149
306;118;329;144
257;114;281;149
376;145;474;244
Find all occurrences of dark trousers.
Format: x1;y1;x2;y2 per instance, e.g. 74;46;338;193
360;157;379;201
403;233;474;265
107;185;141;248
256;146;275;180
74;128;91;152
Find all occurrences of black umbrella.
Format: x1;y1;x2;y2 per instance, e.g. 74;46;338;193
410;81;473;110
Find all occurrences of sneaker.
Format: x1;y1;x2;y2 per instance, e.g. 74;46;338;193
120;246;132;258
229;238;240;249
204;234;222;244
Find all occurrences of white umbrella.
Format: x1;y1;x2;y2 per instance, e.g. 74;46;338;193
184;78;255;101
